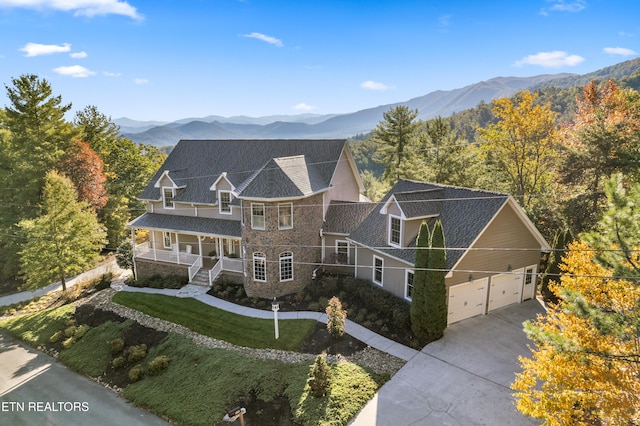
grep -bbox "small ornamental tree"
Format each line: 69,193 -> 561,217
410,221 -> 430,344
309,355 -> 331,398
326,296 -> 346,338
57,139 -> 108,211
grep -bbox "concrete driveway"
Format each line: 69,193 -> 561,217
350,299 -> 544,425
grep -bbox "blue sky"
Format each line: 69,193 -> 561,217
0,0 -> 638,122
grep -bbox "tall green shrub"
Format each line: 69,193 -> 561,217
410,221 -> 430,343
424,220 -> 447,341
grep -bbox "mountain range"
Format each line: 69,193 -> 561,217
118,57 -> 640,147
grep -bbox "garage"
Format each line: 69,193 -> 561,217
447,278 -> 488,324
488,269 -> 523,311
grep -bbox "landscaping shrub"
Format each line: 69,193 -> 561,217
308,355 -> 331,398
94,273 -> 113,291
128,364 -> 144,382
326,296 -> 346,338
49,330 -> 63,343
148,355 -> 171,374
110,338 -> 125,355
128,344 -> 147,362
112,356 -> 125,369
64,325 -> 77,338
131,274 -> 187,289
74,324 -> 90,340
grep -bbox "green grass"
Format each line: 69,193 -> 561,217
58,320 -> 133,376
0,304 -> 75,345
112,292 -> 315,351
125,333 -> 385,426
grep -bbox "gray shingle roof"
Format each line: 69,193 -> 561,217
235,155 -> 327,199
324,201 -> 377,234
128,213 -> 241,237
348,179 -> 509,268
139,139 -> 347,203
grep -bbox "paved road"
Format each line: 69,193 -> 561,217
0,333 -> 170,426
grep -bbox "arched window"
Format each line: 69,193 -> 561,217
253,252 -> 266,282
279,251 -> 293,282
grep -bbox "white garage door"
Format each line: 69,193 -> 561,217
488,269 -> 523,311
448,278 -> 488,324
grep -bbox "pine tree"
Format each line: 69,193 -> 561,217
326,296 -> 347,338
371,105 -> 421,183
424,220 -> 447,341
411,221 -> 430,343
18,171 -> 106,291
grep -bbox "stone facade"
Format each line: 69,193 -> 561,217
242,193 -> 324,298
135,259 -> 189,281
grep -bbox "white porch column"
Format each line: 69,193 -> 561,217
176,233 -> 181,264
152,231 -> 157,261
131,228 -> 138,280
198,235 -> 203,262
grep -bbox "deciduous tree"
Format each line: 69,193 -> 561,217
18,171 -> 106,291
57,140 -> 108,211
478,90 -> 559,212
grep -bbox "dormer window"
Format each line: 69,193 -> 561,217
219,191 -> 232,214
389,215 -> 402,247
163,187 -> 175,209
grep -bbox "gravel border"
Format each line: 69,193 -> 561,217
80,289 -> 406,376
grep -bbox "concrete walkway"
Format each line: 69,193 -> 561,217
0,260 -> 124,308
114,281 -> 420,362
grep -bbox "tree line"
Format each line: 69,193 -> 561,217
357,78 -> 640,423
0,74 -> 166,291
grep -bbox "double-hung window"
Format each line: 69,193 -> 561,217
389,215 -> 402,247
278,203 -> 293,229
279,251 -> 293,281
336,240 -> 349,264
163,187 -> 175,209
253,252 -> 266,282
251,203 -> 265,230
405,270 -> 414,301
373,255 -> 384,286
219,191 -> 232,214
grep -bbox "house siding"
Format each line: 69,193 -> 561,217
243,193 -> 324,298
354,245 -> 412,299
326,149 -> 361,205
447,201 -> 543,287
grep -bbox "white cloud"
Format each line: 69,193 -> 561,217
53,65 -> 96,78
514,51 -> 585,68
134,78 -> 149,84
0,0 -> 142,19
293,103 -> 315,111
360,80 -> 392,91
70,51 -> 87,58
603,47 -> 637,56
103,71 -> 122,77
541,0 -> 586,14
20,42 -> 70,57
243,32 -> 283,47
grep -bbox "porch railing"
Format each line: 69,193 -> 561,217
188,256 -> 203,282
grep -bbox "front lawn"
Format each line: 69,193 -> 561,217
112,291 -> 315,351
0,303 -> 388,425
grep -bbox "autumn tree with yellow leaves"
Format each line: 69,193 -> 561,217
512,176 -> 640,425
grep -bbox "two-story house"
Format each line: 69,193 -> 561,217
128,139 -> 365,298
129,139 -> 550,323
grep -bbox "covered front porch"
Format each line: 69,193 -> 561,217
128,213 -> 243,284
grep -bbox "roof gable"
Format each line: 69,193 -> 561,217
139,139 -> 348,204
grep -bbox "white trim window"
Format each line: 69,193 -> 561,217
405,269 -> 415,301
219,191 -> 232,214
251,203 -> 265,230
336,240 -> 349,264
163,232 -> 173,249
373,255 -> 384,286
388,215 -> 402,247
163,187 -> 175,209
278,203 -> 293,229
253,252 -> 266,282
279,251 -> 293,281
